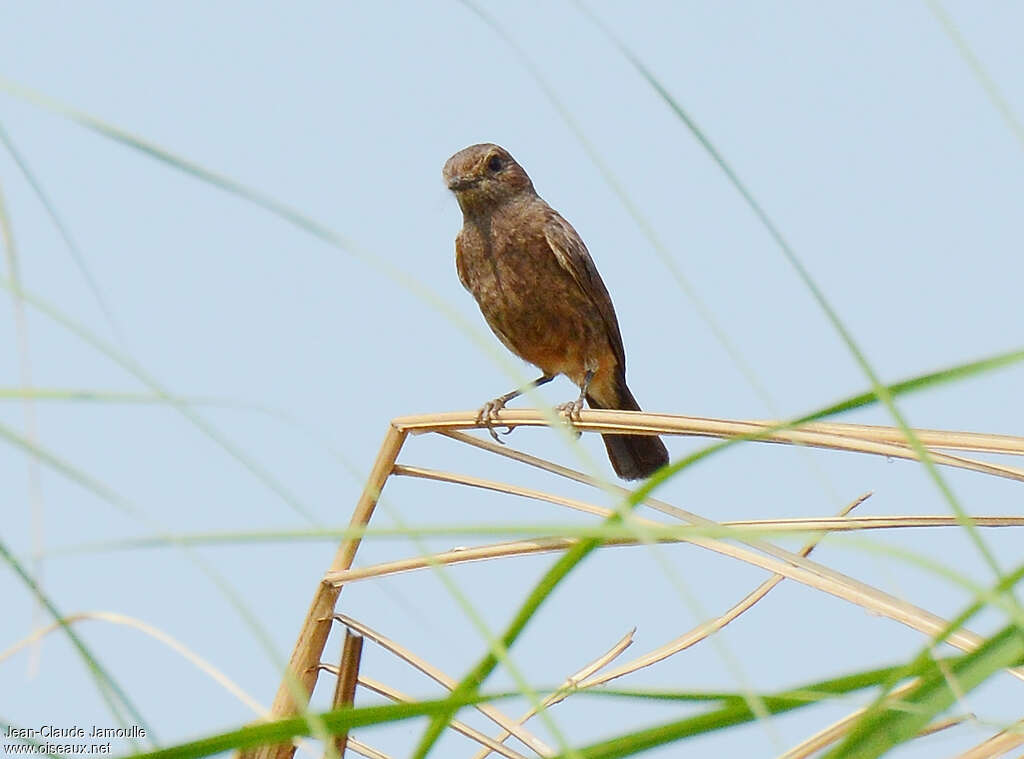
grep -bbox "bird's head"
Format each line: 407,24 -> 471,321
443,143 -> 535,214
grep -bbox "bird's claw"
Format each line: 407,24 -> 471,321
556,398 -> 584,421
555,398 -> 585,439
477,398 -> 514,444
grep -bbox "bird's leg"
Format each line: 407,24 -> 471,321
556,369 -> 594,437
477,374 -> 555,443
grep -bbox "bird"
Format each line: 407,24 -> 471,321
443,142 -> 669,480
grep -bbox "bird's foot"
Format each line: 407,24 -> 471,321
477,398 -> 514,443
555,398 -> 584,439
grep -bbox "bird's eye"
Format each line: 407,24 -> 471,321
487,155 -> 504,172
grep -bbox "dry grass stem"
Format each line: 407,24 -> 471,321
573,493 -> 867,693
778,679 -> 918,758
333,614 -> 552,757
398,411 -> 1024,483
250,425 -> 406,759
912,713 -> 970,738
392,463 -> 615,519
803,422 -> 1024,455
1,612 -> 334,759
470,629 -> 636,759
346,673 -> 533,759
435,429 -> 1022,678
313,666 -> 393,759
326,519 -> 1021,587
251,411 -> 1024,756
326,630 -> 364,758
1,611 -> 267,717
726,515 -> 1024,531
955,720 -> 1024,758
343,739 -> 392,759
327,538 -> 593,585
779,681 -> 974,758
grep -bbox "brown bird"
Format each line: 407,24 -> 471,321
443,143 -> 669,480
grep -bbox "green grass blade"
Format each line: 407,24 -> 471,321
0,418 -> 321,741
455,0 -> 777,420
825,562 -> 1024,757
0,76 -> 352,253
927,0 -> 1024,151
0,121 -> 130,347
408,339 -> 1024,756
0,538 -> 153,743
0,275 -> 320,525
123,692 -> 516,759
120,659 -> 915,759
810,349 -> 1024,418
410,434 -> 733,758
577,0 -> 1011,598
827,623 -> 1024,758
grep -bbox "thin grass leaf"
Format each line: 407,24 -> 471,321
0,75 -> 538,403
927,0 -> 1024,151
0,415 -> 328,745
574,0 -> 1010,592
410,433 -> 732,758
0,274 -> 319,525
122,659 -> 923,759
0,121 -> 129,347
543,658 -> 957,758
825,563 -> 1024,757
0,76 -> 351,252
811,349 -> 1024,418
125,693 -> 514,759
827,623 -> 1024,759
453,0 -> 781,426
0,538 -> 153,742
407,345 -> 1024,756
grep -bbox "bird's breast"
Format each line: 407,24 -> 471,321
456,215 -> 610,379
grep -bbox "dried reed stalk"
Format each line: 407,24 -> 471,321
954,721 -> 1024,758
246,410 -> 1024,759
469,629 -> 635,759
423,434 -> 1020,675
355,675 -> 533,759
334,614 -> 553,756
393,410 -> 1024,483
326,630 -> 363,758
778,677 -> 968,759
243,424 -> 405,759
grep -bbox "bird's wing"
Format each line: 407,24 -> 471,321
456,229 -> 471,290
544,210 -> 627,369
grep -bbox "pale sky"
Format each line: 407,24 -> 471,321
2,2 -> 1023,757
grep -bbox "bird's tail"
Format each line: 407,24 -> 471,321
586,371 -> 669,481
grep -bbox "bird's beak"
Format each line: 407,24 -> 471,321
446,174 -> 479,191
